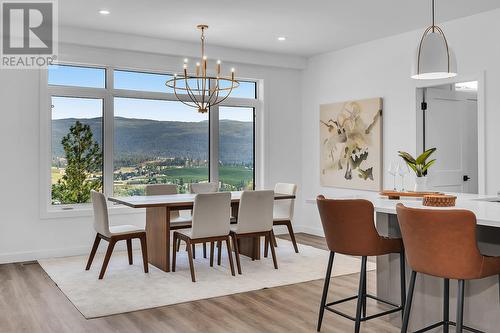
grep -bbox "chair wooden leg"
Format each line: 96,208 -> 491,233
231,233 -> 242,274
172,233 -> 177,272
192,243 -> 196,259
217,240 -> 222,266
85,234 -> 101,270
99,239 -> 116,279
210,241 -> 215,267
272,230 -> 278,247
285,221 -> 299,253
264,235 -> 269,258
126,239 -> 133,265
186,240 -> 196,282
139,234 -> 148,273
268,231 -> 278,269
203,242 -> 207,259
225,237 -> 235,276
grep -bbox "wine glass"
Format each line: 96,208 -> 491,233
398,163 -> 410,192
387,162 -> 397,190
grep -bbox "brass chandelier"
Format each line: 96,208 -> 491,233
166,25 -> 240,113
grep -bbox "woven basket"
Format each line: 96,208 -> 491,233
422,194 -> 457,207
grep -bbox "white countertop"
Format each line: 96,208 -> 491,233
307,192 -> 500,228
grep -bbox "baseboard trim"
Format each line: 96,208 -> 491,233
0,242 -> 130,265
293,225 -> 325,237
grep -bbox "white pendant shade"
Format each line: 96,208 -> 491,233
411,31 -> 457,80
411,0 -> 457,80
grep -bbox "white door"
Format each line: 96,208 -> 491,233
423,87 -> 478,193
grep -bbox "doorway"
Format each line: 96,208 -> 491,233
416,81 -> 479,194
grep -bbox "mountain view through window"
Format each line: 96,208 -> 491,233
49,65 -> 256,204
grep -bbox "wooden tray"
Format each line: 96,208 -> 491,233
380,190 -> 443,200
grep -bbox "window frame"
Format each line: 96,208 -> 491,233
40,62 -> 261,218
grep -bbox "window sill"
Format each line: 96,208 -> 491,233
40,203 -> 145,220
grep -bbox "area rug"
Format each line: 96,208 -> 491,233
38,239 -> 375,318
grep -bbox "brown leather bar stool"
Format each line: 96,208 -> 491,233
316,196 -> 406,332
397,204 -> 500,333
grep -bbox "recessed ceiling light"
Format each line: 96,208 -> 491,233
99,9 -> 110,15
277,36 -> 286,41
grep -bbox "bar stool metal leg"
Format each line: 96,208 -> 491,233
456,280 -> 465,333
400,249 -> 406,319
354,256 -> 367,333
444,278 -> 450,333
317,251 -> 335,332
362,261 -> 367,318
401,270 -> 417,333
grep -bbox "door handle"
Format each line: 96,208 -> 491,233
463,175 -> 470,181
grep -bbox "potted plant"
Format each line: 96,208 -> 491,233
398,148 -> 436,192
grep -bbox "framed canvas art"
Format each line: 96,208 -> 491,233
319,97 -> 383,190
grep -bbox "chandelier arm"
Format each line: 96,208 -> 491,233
206,77 -> 221,106
173,87 -> 199,109
212,82 -> 235,106
184,76 -> 203,107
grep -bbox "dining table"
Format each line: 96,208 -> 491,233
109,191 -> 296,272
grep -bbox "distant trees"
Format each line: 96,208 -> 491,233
52,121 -> 102,204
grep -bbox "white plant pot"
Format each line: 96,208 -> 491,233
414,176 -> 427,192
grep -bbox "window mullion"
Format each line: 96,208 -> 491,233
210,103 -> 220,185
103,67 -> 114,197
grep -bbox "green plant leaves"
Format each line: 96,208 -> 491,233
416,147 -> 436,165
398,151 -> 416,164
398,148 -> 436,177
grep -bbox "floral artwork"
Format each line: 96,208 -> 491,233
319,98 -> 383,190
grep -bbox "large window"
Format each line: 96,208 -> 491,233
113,98 -> 209,195
51,96 -> 103,205
219,106 -> 254,191
45,64 -> 259,209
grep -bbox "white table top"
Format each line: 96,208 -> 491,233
109,191 -> 295,208
308,192 -> 500,228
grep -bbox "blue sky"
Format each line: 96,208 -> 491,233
49,65 -> 255,122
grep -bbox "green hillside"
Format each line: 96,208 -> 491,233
51,117 -> 253,165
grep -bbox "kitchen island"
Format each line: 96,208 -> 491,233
312,192 -> 500,332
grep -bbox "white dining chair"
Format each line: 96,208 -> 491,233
268,183 -> 299,254
230,190 -> 277,274
189,182 -> 219,193
172,192 -> 235,282
86,190 -> 148,279
189,182 -> 223,263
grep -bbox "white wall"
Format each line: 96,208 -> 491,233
298,9 -> 500,235
0,37 -> 303,263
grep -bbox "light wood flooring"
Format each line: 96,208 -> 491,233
0,233 -> 399,333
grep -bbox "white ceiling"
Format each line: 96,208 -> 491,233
59,0 -> 500,57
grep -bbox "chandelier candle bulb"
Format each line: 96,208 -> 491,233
196,62 -> 200,76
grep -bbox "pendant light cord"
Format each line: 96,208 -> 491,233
431,0 -> 435,32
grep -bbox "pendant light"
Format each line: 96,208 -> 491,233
411,0 -> 457,80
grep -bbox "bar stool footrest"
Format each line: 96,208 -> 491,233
324,293 -> 403,323
414,320 -> 484,333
